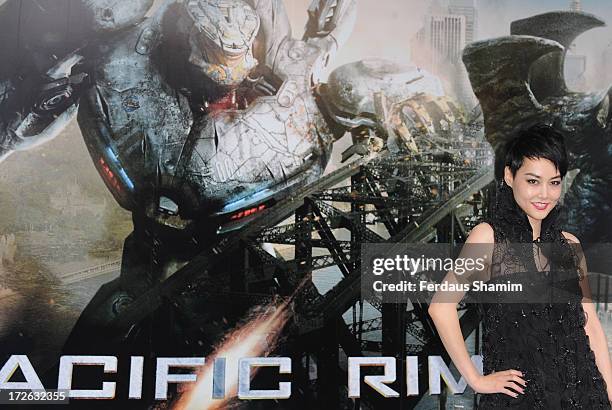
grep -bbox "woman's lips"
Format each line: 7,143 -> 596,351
532,202 -> 549,211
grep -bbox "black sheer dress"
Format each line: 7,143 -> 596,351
475,182 -> 610,409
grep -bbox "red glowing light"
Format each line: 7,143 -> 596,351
205,91 -> 246,114
98,157 -> 122,193
230,204 -> 266,221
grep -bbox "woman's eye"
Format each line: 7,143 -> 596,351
527,179 -> 538,184
551,180 -> 561,186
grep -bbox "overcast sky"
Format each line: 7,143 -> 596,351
283,0 -> 612,89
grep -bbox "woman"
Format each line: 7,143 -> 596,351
428,125 -> 612,408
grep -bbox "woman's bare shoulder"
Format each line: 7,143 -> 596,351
466,222 -> 494,244
562,231 -> 580,244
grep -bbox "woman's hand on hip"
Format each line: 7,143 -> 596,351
470,369 -> 526,398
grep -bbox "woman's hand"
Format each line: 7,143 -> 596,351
469,369 -> 526,398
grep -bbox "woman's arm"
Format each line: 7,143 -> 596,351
563,232 -> 612,403
428,275 -> 482,386
428,223 -> 526,397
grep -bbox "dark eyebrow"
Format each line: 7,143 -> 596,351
524,172 -> 561,180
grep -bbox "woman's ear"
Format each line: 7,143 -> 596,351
503,166 -> 514,187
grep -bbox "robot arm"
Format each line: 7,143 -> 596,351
0,0 -> 158,163
247,0 -> 291,68
317,59 -> 453,161
304,0 -> 356,42
303,0 -> 357,58
0,54 -> 88,162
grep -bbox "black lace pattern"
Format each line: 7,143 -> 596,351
476,182 -> 610,409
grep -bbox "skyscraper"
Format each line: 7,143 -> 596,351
431,14 -> 467,65
412,14 -> 466,72
570,0 -> 582,12
410,1 -> 479,107
448,0 -> 478,43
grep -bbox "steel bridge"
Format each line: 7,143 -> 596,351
97,139 -> 495,409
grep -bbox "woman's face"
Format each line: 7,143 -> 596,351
504,157 -> 563,223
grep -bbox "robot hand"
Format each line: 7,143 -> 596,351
33,53 -> 88,117
33,72 -> 88,117
1,52 -> 89,161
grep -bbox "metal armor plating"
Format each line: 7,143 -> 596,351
77,1 -> 338,234
0,0 -> 467,330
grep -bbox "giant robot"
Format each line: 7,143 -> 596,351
0,0 -> 461,353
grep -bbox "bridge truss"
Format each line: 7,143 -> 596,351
108,139 -> 494,409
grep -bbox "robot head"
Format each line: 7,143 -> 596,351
184,0 -> 260,87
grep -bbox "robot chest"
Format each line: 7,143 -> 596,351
189,95 -> 323,184
83,76 -> 330,218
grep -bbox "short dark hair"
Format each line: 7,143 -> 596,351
504,124 -> 568,178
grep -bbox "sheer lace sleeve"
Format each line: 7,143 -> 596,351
563,234 -> 592,301
453,241 -> 493,285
